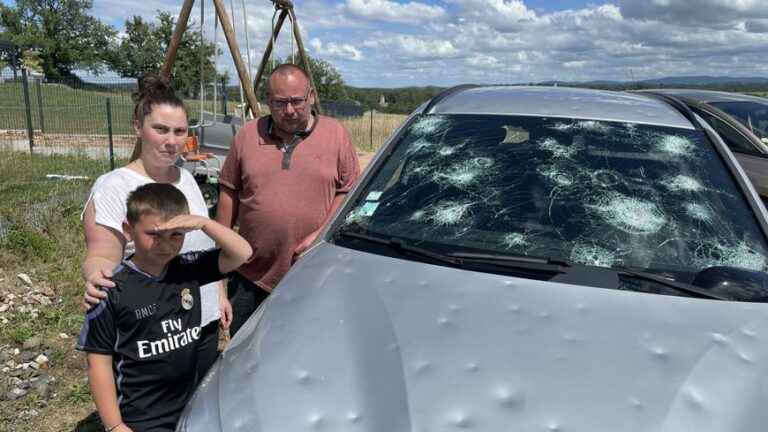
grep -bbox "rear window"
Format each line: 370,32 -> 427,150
336,114 -> 768,280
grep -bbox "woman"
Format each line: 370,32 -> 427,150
81,75 -> 231,365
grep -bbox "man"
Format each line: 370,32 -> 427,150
217,64 -> 360,335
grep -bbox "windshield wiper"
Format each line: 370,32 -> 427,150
335,230 -> 460,266
617,268 -> 727,300
445,252 -> 568,274
335,230 -> 564,276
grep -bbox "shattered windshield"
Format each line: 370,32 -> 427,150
710,101 -> 768,141
336,114 -> 768,280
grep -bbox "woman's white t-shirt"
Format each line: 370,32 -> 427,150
84,167 -> 220,325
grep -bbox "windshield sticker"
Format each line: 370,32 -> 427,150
359,202 -> 380,217
502,126 -> 530,144
366,191 -> 383,201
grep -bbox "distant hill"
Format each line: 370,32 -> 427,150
635,76 -> 768,86
341,76 -> 768,113
540,76 -> 768,91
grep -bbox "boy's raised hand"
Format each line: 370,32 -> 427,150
153,215 -> 210,234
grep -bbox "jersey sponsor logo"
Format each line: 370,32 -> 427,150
133,303 -> 158,320
136,318 -> 201,359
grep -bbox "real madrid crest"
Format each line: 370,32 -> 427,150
181,288 -> 194,310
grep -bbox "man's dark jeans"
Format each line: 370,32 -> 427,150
227,272 -> 270,336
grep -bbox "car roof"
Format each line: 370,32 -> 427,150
426,86 -> 695,129
640,88 -> 768,105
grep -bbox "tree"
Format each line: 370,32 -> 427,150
0,0 -> 115,80
307,57 -> 347,101
108,11 -> 219,98
0,10 -> 23,76
108,16 -> 163,79
255,55 -> 348,101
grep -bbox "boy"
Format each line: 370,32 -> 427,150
76,183 -> 252,432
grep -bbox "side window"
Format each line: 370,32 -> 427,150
695,108 -> 757,154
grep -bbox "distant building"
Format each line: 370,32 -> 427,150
378,94 -> 388,108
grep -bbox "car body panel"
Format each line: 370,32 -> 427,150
431,86 -> 694,129
178,86 -> 768,432
181,243 -> 768,432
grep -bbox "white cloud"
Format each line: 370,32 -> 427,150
342,0 -> 446,24
465,54 -> 500,68
368,35 -> 459,59
310,38 -> 364,61
563,60 -> 587,69
447,0 -> 538,32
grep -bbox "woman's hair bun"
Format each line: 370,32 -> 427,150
133,74 -> 175,104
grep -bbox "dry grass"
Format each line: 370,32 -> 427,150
342,111 -> 407,152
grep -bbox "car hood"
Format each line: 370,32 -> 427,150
179,243 -> 768,432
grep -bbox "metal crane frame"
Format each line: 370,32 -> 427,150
160,0 -> 321,118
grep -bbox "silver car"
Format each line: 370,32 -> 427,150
178,86 -> 768,432
638,89 -> 768,201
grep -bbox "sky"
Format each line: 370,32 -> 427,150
89,0 -> 768,88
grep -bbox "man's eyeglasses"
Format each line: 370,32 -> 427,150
269,87 -> 312,110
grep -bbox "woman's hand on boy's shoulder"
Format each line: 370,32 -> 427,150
82,268 -> 115,310
153,215 -> 210,234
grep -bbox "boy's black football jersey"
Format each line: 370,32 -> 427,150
77,249 -> 223,431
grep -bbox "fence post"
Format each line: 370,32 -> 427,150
369,110 -> 374,151
35,78 -> 45,134
21,67 -> 34,153
106,98 -> 115,171
221,77 -> 227,116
